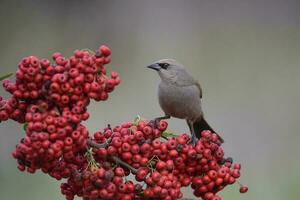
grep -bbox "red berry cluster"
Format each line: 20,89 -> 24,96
0,45 -> 247,200
58,119 -> 247,200
61,164 -> 142,200
0,44 -> 120,176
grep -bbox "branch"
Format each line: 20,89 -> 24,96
87,138 -> 112,149
0,73 -> 13,81
87,138 -> 139,174
111,156 -> 138,174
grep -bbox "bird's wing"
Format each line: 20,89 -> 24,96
195,82 -> 202,98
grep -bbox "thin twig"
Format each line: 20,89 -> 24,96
87,138 -> 139,174
111,156 -> 138,174
0,73 -> 13,81
87,138 -> 112,149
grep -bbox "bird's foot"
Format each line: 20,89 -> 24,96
148,115 -> 170,129
189,134 -> 198,147
148,119 -> 160,129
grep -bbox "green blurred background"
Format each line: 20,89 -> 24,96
0,0 -> 299,199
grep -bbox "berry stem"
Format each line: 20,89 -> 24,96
85,148 -> 99,172
81,48 -> 95,55
162,131 -> 178,138
111,156 -> 138,174
0,73 -> 13,81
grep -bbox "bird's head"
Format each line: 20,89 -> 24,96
147,59 -> 187,83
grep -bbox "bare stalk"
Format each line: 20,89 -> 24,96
87,138 -> 138,174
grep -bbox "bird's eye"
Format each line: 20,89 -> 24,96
158,63 -> 169,69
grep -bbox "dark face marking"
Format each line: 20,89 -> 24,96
158,62 -> 170,69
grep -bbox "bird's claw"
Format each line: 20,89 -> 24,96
148,115 -> 170,129
148,119 -> 160,129
189,134 -> 198,147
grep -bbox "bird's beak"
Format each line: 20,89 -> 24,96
147,63 -> 161,71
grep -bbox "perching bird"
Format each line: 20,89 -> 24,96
147,59 -> 224,145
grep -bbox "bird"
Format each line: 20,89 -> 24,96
147,59 -> 224,145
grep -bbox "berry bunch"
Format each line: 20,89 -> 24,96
0,44 -> 120,177
0,45 -> 247,200
65,119 -> 246,200
61,164 -> 141,200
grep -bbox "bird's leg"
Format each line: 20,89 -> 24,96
188,121 -> 198,147
149,114 -> 170,129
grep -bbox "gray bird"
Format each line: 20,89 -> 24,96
147,59 -> 224,145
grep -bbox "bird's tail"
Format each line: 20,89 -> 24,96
188,118 -> 224,143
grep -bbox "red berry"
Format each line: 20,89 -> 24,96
239,186 -> 248,193
158,120 -> 168,131
100,45 -> 111,57
135,168 -> 149,181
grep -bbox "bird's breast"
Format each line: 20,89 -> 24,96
158,82 -> 202,121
